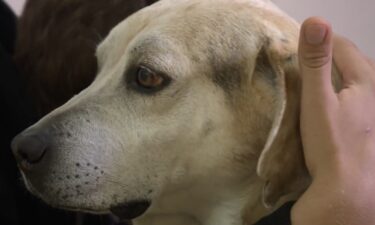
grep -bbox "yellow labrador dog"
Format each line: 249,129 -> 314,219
12,0 -> 340,224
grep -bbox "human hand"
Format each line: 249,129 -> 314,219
292,17 -> 375,225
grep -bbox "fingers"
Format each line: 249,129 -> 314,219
299,17 -> 337,105
333,35 -> 375,86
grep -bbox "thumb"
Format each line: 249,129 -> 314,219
299,17 -> 336,101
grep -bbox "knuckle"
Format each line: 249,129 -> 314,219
343,37 -> 358,49
301,50 -> 331,69
335,35 -> 358,50
366,57 -> 375,68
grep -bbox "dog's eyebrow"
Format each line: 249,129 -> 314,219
129,36 -> 170,56
127,36 -> 182,78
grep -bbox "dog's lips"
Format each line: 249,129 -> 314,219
110,200 -> 151,220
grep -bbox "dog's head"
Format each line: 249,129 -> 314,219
12,0 -> 313,223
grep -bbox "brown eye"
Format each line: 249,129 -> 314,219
136,66 -> 164,89
128,65 -> 171,94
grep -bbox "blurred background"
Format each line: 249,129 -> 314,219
6,0 -> 373,58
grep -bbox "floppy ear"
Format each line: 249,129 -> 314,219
255,35 -> 310,209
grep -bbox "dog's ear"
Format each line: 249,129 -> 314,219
254,32 -> 310,209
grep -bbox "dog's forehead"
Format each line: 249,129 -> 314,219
99,0 -> 270,51
100,0 -> 288,56
98,0 -> 296,58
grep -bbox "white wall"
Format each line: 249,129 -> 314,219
273,0 -> 375,59
4,0 -> 25,15
4,0 -> 375,58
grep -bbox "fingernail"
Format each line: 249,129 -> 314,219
304,24 -> 327,45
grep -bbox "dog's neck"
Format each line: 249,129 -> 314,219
134,174 -> 268,225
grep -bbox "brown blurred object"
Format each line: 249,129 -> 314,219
14,0 -> 158,117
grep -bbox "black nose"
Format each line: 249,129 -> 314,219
11,132 -> 48,169
110,200 -> 151,220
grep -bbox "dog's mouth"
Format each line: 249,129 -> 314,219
110,200 -> 151,220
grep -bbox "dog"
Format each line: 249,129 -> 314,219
11,0 -> 342,224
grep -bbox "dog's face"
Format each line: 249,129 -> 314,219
12,0 -> 310,223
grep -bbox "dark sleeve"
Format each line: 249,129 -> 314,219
0,2 -> 38,225
254,201 -> 294,225
0,0 -> 37,131
0,0 -> 17,54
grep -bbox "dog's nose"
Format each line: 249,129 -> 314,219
12,132 -> 48,169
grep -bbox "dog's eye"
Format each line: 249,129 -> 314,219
130,66 -> 171,94
136,66 -> 163,88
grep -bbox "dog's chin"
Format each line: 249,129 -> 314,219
23,177 -> 151,220
22,177 -> 109,213
27,186 -> 107,213
110,200 -> 152,221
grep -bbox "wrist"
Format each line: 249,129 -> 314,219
292,177 -> 375,225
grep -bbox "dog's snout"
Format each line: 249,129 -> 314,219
12,132 -> 49,169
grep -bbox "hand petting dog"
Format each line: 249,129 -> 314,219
293,17 -> 375,225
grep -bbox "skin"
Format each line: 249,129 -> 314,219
292,17 -> 375,225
